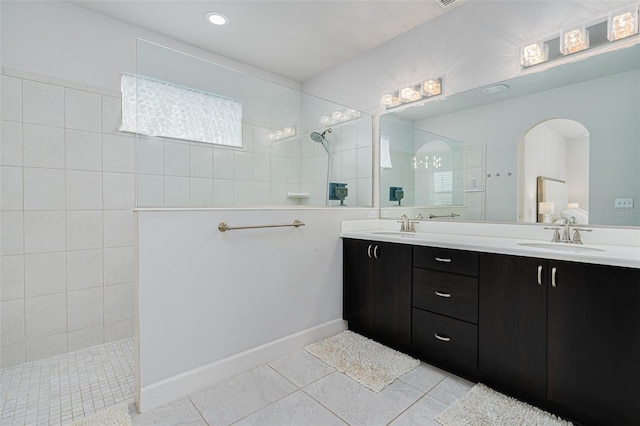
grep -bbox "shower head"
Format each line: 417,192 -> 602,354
310,128 -> 332,154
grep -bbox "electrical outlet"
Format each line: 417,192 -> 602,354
614,198 -> 634,208
367,210 -> 376,218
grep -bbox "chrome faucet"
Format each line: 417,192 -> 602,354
545,216 -> 591,244
397,214 -> 409,232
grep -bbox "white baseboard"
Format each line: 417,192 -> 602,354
136,318 -> 346,413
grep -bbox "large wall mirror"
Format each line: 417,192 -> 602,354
380,43 -> 639,227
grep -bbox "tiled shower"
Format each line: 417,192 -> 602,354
0,68 -> 135,368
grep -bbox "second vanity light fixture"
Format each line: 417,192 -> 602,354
381,78 -> 443,110
267,126 -> 296,141
520,4 -> 639,68
320,108 -> 361,126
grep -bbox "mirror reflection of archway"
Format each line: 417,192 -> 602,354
518,119 -> 590,224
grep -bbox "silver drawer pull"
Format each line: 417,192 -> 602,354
435,290 -> 452,298
367,244 -> 372,258
434,333 -> 451,342
435,257 -> 452,263
552,266 -> 557,288
537,265 -> 543,285
373,245 -> 379,259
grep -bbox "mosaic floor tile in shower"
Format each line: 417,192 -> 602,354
0,337 -> 135,426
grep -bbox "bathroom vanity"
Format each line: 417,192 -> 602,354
341,222 -> 640,425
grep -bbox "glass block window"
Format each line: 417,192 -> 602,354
120,73 -> 242,147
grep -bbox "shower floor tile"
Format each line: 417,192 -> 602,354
0,337 -> 135,425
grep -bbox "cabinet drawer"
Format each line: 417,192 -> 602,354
413,246 -> 478,277
413,268 -> 478,323
412,309 -> 478,373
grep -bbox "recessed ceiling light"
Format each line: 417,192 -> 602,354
206,12 -> 228,26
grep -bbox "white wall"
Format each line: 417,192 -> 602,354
566,136 -> 589,210
135,207 -> 371,410
1,1 -> 299,92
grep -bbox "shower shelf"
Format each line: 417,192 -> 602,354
287,192 -> 310,199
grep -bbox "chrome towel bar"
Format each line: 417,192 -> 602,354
218,220 -> 305,232
429,213 -> 461,219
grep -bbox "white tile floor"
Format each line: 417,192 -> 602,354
0,337 -> 135,425
131,348 -> 474,426
1,336 -> 474,426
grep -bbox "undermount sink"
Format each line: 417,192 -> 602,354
518,242 -> 605,252
372,231 -> 415,237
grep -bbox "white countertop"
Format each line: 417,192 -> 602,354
340,220 -> 640,269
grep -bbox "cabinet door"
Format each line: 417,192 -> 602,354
547,261 -> 640,424
374,242 -> 412,350
343,239 -> 375,337
478,253 -> 547,401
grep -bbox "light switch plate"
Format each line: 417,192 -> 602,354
614,198 -> 634,208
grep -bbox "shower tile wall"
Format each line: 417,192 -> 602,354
136,116 -> 373,208
0,68 -> 135,368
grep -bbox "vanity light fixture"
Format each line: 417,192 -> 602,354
319,108 -> 361,126
206,12 -> 228,26
520,4 -> 639,68
381,78 -> 443,110
267,126 -> 296,141
561,26 -> 589,55
608,5 -> 639,41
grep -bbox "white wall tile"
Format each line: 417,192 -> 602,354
286,157 -> 300,183
65,129 -> 102,171
164,139 -> 189,176
1,255 -> 24,301
104,318 -> 134,342
190,143 -> 214,178
212,179 -> 234,206
23,167 -> 66,210
300,158 -> 314,184
66,210 -> 102,250
103,172 -> 135,209
234,151 -> 253,180
25,292 -> 66,339
357,178 -> 373,207
213,148 -> 234,179
102,95 -> 122,135
136,136 -> 164,175
286,138 -> 301,158
104,246 -> 134,286
103,210 -> 134,247
25,333 -> 67,362
67,326 -> 104,352
1,75 -> 22,122
0,120 -> 23,166
24,252 -> 66,297
0,211 -> 23,255
253,154 -> 270,182
0,342 -> 25,368
23,124 -> 65,169
64,88 -> 101,132
23,211 -> 65,254
66,170 -> 102,210
104,282 -> 134,324
103,133 -> 134,173
137,174 -> 164,207
357,147 -> 372,179
67,287 -> 103,331
1,299 -> 25,345
0,166 -> 23,210
189,178 -> 213,206
164,176 -> 189,206
67,249 -> 103,291
271,156 -> 287,183
22,80 -> 64,127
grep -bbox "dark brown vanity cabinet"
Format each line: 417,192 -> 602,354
343,239 -> 412,351
412,246 -> 479,375
479,253 -> 640,424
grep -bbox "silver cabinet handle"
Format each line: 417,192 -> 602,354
435,257 -> 452,263
367,244 -> 372,258
373,245 -> 379,259
434,333 -> 451,342
435,291 -> 452,298
537,265 -> 543,285
551,266 -> 557,288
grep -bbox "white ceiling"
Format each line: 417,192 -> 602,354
70,0 -> 461,82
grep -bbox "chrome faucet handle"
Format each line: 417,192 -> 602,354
408,220 -> 420,232
415,213 -> 424,220
571,228 -> 592,244
397,215 -> 408,231
544,226 -> 561,242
